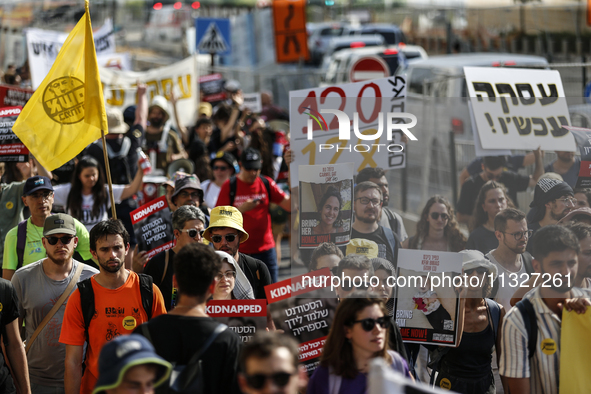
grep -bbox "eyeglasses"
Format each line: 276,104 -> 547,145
556,197 -> 577,207
213,166 -> 230,171
341,280 -> 369,292
430,212 -> 450,221
502,229 -> 533,241
211,234 -> 238,243
244,372 -> 295,389
350,316 -> 390,332
29,191 -> 53,200
45,236 -> 74,246
179,229 -> 204,238
355,197 -> 382,206
465,267 -> 488,275
215,271 -> 236,281
178,191 -> 201,199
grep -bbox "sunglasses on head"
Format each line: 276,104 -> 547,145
350,316 -> 390,332
430,212 -> 450,221
179,229 -> 204,238
211,234 -> 238,243
465,267 -> 488,275
45,236 -> 74,246
245,372 -> 294,389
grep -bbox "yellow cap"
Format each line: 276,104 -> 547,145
203,206 -> 249,243
345,239 -> 379,259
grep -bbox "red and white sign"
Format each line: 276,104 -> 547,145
349,56 -> 390,83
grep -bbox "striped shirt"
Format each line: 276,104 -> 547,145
500,286 -> 591,394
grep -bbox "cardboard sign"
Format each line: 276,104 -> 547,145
394,249 -> 462,347
243,92 -> 262,113
0,85 -> 34,109
289,77 -> 408,187
199,73 -> 225,103
272,0 -> 309,63
130,196 -> 174,260
265,268 -> 338,374
560,308 -> 591,393
464,67 -> 575,152
0,107 -> 28,162
299,163 -> 353,248
207,299 -> 268,342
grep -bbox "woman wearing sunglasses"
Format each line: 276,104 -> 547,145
467,181 -> 514,255
402,195 -> 466,252
429,250 -> 504,394
307,293 -> 412,393
212,251 -> 254,300
313,187 -> 345,236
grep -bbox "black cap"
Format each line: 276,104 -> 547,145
530,179 -> 574,208
240,148 -> 262,170
23,176 -> 53,196
211,151 -> 239,174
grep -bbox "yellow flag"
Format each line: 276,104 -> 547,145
12,0 -> 107,171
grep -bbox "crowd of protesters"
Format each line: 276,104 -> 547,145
0,72 -> 589,394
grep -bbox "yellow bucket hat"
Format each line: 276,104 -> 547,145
203,206 -> 249,243
345,238 -> 379,259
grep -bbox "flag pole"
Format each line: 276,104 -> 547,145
101,129 -> 117,219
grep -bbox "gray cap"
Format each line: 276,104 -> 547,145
43,213 -> 76,236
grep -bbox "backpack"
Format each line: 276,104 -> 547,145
383,208 -> 400,237
77,273 -> 154,342
229,175 -> 271,209
515,298 -> 538,359
141,323 -> 228,394
15,219 -> 28,270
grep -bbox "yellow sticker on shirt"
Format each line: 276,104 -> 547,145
439,378 -> 451,390
0,302 -> 3,312
541,338 -> 557,355
122,316 -> 137,330
5,202 -> 13,209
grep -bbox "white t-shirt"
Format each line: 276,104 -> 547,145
202,180 -> 221,209
486,251 -> 528,311
53,184 -> 125,231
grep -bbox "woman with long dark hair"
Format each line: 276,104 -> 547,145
402,195 -> 466,252
53,156 -> 143,231
312,187 -> 344,235
466,181 -> 514,254
307,294 -> 411,393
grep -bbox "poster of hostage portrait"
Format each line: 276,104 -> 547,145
299,163 -> 353,248
394,249 -> 463,347
265,269 -> 338,375
206,299 -> 267,343
130,196 -> 174,259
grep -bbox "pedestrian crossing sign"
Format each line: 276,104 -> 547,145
196,18 -> 231,55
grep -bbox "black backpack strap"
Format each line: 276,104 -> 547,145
521,252 -> 534,275
259,175 -> 271,200
138,274 -> 154,320
384,208 -> 398,234
16,220 -> 28,270
485,298 -> 501,339
516,298 -> 538,359
184,324 -> 227,372
77,278 -> 95,343
229,176 -> 237,206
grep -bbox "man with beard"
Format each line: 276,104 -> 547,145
527,179 -> 576,251
500,225 -> 591,394
343,181 -> 399,266
545,150 -> 580,188
356,167 -> 408,242
60,219 -> 166,394
11,214 -> 98,392
564,222 -> 591,289
203,206 -> 271,300
486,208 -> 533,311
143,95 -> 187,173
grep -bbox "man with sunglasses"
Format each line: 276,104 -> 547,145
239,332 -> 306,394
347,182 -> 399,267
527,178 -> 575,252
3,176 -> 93,281
486,208 -> 534,311
457,150 -> 543,225
143,206 -> 205,310
11,214 -> 98,392
170,175 -> 205,212
204,206 -> 272,300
